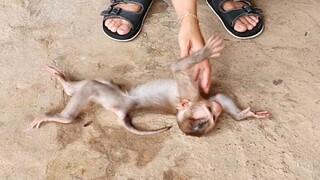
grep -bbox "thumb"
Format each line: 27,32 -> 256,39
200,74 -> 210,94
192,64 -> 200,81
197,61 -> 212,94
179,39 -> 190,58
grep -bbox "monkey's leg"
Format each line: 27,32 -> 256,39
46,65 -> 88,96
29,84 -> 94,129
210,94 -> 270,121
29,116 -> 74,129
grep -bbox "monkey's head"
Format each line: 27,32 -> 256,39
176,99 -> 222,136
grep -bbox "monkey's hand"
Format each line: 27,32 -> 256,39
235,107 -> 270,121
203,36 -> 225,58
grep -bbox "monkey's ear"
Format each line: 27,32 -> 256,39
176,99 -> 191,110
211,102 -> 222,116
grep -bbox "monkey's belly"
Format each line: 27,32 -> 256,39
129,79 -> 179,112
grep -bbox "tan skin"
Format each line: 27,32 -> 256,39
104,0 -> 260,93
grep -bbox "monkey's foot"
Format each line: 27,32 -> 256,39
28,118 -> 48,129
236,107 -> 270,120
46,65 -> 66,80
27,116 -> 73,130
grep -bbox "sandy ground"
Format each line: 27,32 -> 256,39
1,0 -> 320,179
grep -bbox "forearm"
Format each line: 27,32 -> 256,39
171,0 -> 212,93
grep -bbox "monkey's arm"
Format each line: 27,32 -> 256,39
171,36 -> 224,71
171,36 -> 225,101
210,94 -> 270,121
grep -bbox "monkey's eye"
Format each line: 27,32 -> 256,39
206,106 -> 213,113
193,120 -> 208,132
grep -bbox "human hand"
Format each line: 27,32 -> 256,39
178,17 -> 212,93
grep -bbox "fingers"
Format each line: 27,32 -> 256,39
192,65 -> 200,82
45,65 -> 66,81
205,36 -> 225,58
32,121 -> 40,129
210,45 -> 225,58
193,60 -> 212,93
212,37 -> 224,48
200,70 -> 211,93
192,67 -> 209,93
254,111 -> 270,118
207,36 -> 222,48
206,35 -> 218,47
36,121 -> 42,128
179,37 -> 190,58
46,65 -> 59,75
243,107 -> 251,113
243,108 -> 270,119
29,118 -> 45,129
206,36 -> 220,49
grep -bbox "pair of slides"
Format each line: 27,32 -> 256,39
101,0 -> 264,41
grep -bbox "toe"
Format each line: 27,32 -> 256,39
117,19 -> 132,35
105,18 -> 131,35
104,19 -> 112,27
106,19 -> 115,31
239,17 -> 253,30
251,15 -> 260,23
234,19 -> 247,32
109,19 -> 120,32
117,24 -> 131,35
245,16 -> 257,27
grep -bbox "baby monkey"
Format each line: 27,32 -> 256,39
29,36 -> 269,136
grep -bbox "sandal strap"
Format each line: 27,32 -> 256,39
110,0 -> 149,8
110,0 -> 146,4
234,0 -> 252,6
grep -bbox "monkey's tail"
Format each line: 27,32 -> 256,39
120,115 -> 171,135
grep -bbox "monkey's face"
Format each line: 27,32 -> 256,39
176,100 -> 222,136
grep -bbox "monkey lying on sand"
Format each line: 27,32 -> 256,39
28,36 -> 269,136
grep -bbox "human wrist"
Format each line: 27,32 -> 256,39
179,10 -> 199,25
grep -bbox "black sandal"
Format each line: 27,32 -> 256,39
101,0 -> 153,42
206,0 -> 264,39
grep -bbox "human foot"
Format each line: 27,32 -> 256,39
104,3 -> 141,35
222,0 -> 259,32
101,0 -> 153,41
